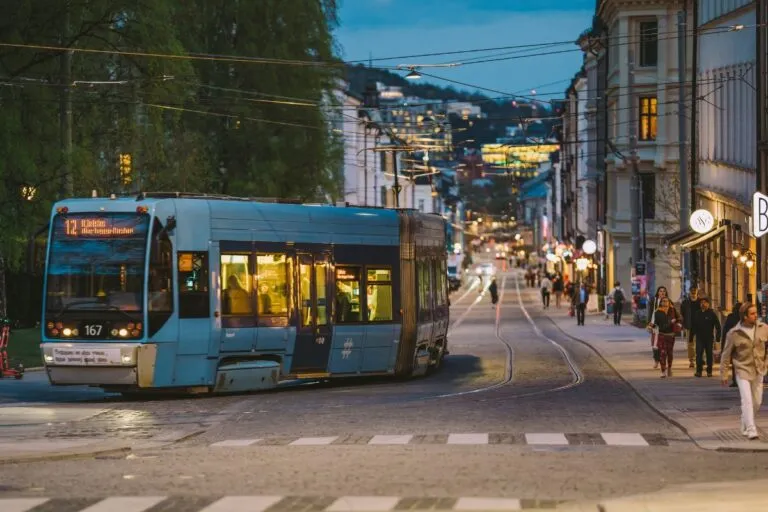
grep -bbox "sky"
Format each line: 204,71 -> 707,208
334,0 -> 595,100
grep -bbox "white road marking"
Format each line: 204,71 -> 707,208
0,498 -> 50,512
368,434 -> 413,445
525,433 -> 569,445
454,497 -> 522,510
601,433 -> 650,446
289,436 -> 338,445
200,496 -> 284,512
80,497 -> 166,512
326,496 -> 401,511
210,439 -> 261,447
447,433 -> 489,445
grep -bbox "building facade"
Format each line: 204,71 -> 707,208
672,0 -> 758,312
595,0 -> 693,310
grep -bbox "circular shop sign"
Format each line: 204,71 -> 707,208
582,239 -> 597,255
689,209 -> 715,234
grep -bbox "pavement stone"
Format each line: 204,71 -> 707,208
538,300 -> 768,451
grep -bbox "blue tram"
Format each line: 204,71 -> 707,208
40,193 -> 449,394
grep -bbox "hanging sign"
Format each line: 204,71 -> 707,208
689,209 -> 715,234
752,191 -> 768,238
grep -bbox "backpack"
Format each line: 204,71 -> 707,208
614,288 -> 625,303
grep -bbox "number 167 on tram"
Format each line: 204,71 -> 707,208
40,194 -> 450,395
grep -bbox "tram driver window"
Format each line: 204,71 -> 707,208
221,254 -> 255,327
256,253 -> 290,327
335,267 -> 361,323
366,268 -> 393,322
178,252 -> 210,318
148,218 -> 173,335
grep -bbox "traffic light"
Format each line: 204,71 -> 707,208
119,153 -> 132,185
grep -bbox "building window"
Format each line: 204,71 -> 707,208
639,97 -> 657,141
367,268 -> 393,322
639,21 -> 658,67
640,173 -> 655,219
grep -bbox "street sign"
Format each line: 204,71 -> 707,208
752,191 -> 768,238
689,209 -> 715,234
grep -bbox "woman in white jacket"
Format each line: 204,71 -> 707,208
720,302 -> 768,440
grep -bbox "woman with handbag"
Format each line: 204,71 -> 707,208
652,297 -> 678,378
649,287 -> 678,368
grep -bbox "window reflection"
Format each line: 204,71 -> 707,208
221,254 -> 252,316
256,253 -> 290,327
336,267 -> 361,323
367,268 -> 393,322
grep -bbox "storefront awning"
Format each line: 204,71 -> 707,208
679,226 -> 726,250
665,229 -> 699,246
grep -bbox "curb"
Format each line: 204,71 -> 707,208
537,312 -> 748,452
0,445 -> 131,465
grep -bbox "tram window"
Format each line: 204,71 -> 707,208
178,252 -> 210,318
335,267 -> 361,323
417,260 -> 430,321
148,218 -> 173,335
221,254 -> 254,326
316,259 -> 329,326
299,259 -> 312,327
255,253 -> 290,327
366,268 -> 393,322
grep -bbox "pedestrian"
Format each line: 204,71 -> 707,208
720,302 -> 767,440
489,277 -> 498,307
681,287 -> 701,369
652,297 -> 677,378
610,281 -> 626,325
721,301 -> 742,388
540,274 -> 552,309
553,274 -> 564,308
693,297 -> 721,377
575,282 -> 589,326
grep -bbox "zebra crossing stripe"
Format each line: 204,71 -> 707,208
326,496 -> 401,511
210,439 -> 262,447
289,436 -> 338,446
368,435 -> 413,445
79,497 -> 165,512
446,433 -> 489,444
600,433 -> 649,446
199,496 -> 283,512
2,498 -> 49,512
524,433 -> 568,446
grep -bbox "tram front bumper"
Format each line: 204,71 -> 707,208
41,342 -> 157,387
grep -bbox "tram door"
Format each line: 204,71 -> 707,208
291,252 -> 333,374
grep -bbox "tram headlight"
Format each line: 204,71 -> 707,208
62,328 -> 72,337
44,355 -> 54,363
118,328 -> 129,337
122,355 -> 133,364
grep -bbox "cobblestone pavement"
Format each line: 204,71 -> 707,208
1,269 -> 768,503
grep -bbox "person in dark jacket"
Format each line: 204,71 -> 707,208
722,301 -> 742,387
653,297 -> 677,378
680,287 -> 701,369
693,297 -> 721,377
489,278 -> 499,307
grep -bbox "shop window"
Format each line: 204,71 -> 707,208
336,266 -> 362,323
221,254 -> 254,327
178,252 -> 209,318
367,268 -> 393,322
256,253 -> 290,327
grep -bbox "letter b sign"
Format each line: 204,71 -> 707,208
753,192 -> 768,238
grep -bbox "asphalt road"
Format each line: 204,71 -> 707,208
1,266 -> 768,508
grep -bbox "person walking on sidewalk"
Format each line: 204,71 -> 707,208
575,282 -> 589,326
652,297 -> 677,378
552,274 -> 564,308
720,302 -> 767,440
540,274 -> 552,309
721,302 -> 742,388
693,297 -> 721,378
610,281 -> 626,325
650,287 -> 677,368
681,287 -> 702,370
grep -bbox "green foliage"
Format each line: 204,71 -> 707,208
0,0 -> 343,270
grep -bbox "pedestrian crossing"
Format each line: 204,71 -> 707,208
207,432 -> 671,448
0,495 -> 566,511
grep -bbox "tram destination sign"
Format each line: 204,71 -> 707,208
55,214 -> 148,239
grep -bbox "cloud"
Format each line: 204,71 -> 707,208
335,9 -> 593,97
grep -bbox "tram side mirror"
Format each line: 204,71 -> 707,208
165,216 -> 177,232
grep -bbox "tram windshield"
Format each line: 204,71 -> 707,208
45,213 -> 149,316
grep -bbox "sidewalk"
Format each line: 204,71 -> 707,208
538,300 -> 768,451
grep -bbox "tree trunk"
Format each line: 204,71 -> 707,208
0,250 -> 7,319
